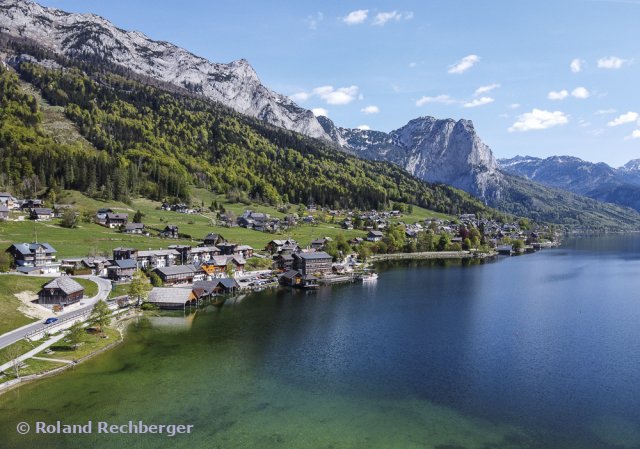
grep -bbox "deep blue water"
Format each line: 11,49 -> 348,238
1,235 -> 640,448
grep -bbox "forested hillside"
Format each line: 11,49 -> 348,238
0,46 -> 495,217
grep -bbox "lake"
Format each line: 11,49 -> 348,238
1,235 -> 640,448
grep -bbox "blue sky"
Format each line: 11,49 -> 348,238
39,0 -> 640,166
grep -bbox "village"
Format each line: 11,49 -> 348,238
1,189 -> 558,313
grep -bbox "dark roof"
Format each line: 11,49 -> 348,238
10,242 -> 57,255
147,288 -> 193,304
42,277 -> 84,295
295,251 -> 332,260
106,213 -> 128,220
154,265 -> 197,276
114,259 -> 137,269
32,208 -> 53,215
125,223 -> 144,229
368,230 -> 384,237
280,270 -> 302,280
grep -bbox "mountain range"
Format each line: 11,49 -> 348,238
1,0 -> 639,229
499,156 -> 640,212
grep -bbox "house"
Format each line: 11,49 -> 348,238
107,258 -> 137,281
38,277 -> 85,307
61,257 -> 110,276
237,211 -> 269,229
202,233 -> 225,246
497,245 -> 514,255
310,237 -> 331,250
292,251 -> 333,275
342,219 -> 354,230
147,287 -> 197,310
217,242 -> 237,255
136,249 -> 180,269
113,247 -> 138,260
266,239 -> 299,254
201,255 -> 246,278
20,199 -> 43,211
95,208 -> 114,225
278,270 -> 319,289
189,246 -> 221,264
0,192 -> 16,210
234,245 -> 254,258
0,203 -> 8,220
153,265 -> 204,286
105,213 -> 128,228
30,208 -> 53,221
168,245 -> 193,264
123,223 -> 145,234
273,253 -> 294,272
6,242 -> 59,274
367,230 -> 384,242
160,225 -> 179,239
192,278 -> 239,297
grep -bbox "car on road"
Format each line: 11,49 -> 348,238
44,317 -> 58,325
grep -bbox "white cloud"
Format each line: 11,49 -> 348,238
317,85 -> 359,105
361,105 -> 380,114
474,83 -> 500,96
299,85 -> 359,105
357,125 -> 371,130
463,97 -> 494,108
373,11 -> 401,25
570,58 -> 584,73
597,56 -> 628,69
408,62 -> 417,68
595,108 -> 616,115
311,108 -> 329,117
416,95 -> 457,106
372,10 -> 413,25
607,111 -> 639,126
342,9 -> 368,25
508,103 -> 521,109
548,90 -> 569,100
508,109 -> 569,132
631,129 -> 640,139
307,12 -> 323,30
290,92 -> 310,102
448,55 -> 479,74
571,87 -> 590,99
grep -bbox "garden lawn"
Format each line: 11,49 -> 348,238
0,275 -> 47,334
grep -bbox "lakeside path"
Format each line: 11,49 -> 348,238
370,250 -> 497,261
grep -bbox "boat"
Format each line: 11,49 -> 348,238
361,272 -> 378,282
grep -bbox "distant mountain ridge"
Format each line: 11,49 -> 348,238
499,155 -> 640,212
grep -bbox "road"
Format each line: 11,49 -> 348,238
0,275 -> 111,350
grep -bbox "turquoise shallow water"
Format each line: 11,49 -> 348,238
1,235 -> 640,448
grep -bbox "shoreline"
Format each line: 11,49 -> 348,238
0,245 -> 553,394
0,312 -> 138,396
369,250 -> 497,262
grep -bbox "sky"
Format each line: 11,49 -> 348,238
37,0 -> 640,167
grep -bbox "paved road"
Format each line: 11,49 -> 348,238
0,275 -> 111,350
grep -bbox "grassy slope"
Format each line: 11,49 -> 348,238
2,189 -> 369,258
0,275 -> 44,334
44,327 -> 120,361
0,275 -> 99,334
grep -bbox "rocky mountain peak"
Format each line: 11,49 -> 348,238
0,0 -> 331,141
